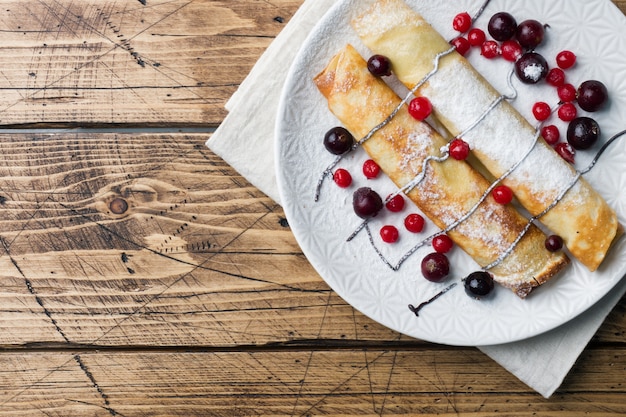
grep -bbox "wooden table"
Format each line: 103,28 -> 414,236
0,0 -> 623,415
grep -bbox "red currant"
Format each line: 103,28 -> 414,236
451,37 -> 471,56
362,159 -> 380,179
541,125 -> 560,145
546,68 -> 566,87
380,225 -> 399,243
467,28 -> 486,46
404,213 -> 425,233
555,142 -> 576,164
558,102 -> 577,122
385,194 -> 405,212
449,138 -> 470,160
532,102 -> 552,121
492,185 -> 513,205
333,168 -> 352,188
408,96 -> 433,121
432,234 -> 454,253
556,50 -> 576,69
501,40 -> 523,62
481,40 -> 500,59
453,12 -> 472,33
557,83 -> 577,103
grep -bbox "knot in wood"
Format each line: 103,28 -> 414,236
109,197 -> 129,215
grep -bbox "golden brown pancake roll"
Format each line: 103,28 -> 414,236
314,44 -> 568,297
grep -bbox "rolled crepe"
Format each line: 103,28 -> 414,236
352,0 -> 621,271
314,44 -> 568,297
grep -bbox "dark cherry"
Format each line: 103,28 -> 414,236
488,12 -> 517,41
352,187 -> 383,219
367,55 -> 392,77
545,235 -> 564,252
577,80 -> 609,112
323,126 -> 354,155
516,19 -> 545,49
514,52 -> 549,84
421,253 -> 450,282
464,271 -> 495,299
567,117 -> 601,150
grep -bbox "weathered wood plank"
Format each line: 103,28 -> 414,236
0,0 -> 301,127
0,348 -> 623,416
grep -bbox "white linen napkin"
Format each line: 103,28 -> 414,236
207,0 -> 626,398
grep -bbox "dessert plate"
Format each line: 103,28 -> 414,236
275,0 -> 626,346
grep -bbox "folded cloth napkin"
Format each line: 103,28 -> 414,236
207,0 -> 626,398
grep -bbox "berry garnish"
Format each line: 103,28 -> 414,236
324,126 -> 354,155
556,50 -> 577,69
577,80 -> 608,112
481,40 -> 500,59
501,40 -> 522,62
557,83 -> 577,103
449,138 -> 470,160
421,252 -> 450,282
408,96 -> 433,121
557,102 -> 577,122
352,187 -> 383,219
464,271 -> 495,299
541,125 -> 560,145
362,159 -> 381,179
555,142 -> 576,164
545,235 -> 564,252
567,117 -> 600,150
492,185 -> 513,205
367,55 -> 392,77
516,19 -> 545,49
385,194 -> 405,212
404,213 -> 425,233
546,68 -> 566,87
333,168 -> 352,188
467,28 -> 486,46
453,12 -> 472,33
532,102 -> 552,121
432,234 -> 454,254
488,12 -> 517,41
451,36 -> 471,56
380,225 -> 399,244
515,52 -> 549,84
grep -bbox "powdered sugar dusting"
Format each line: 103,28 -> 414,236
351,0 -> 425,40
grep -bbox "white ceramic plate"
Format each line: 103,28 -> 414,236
275,0 -> 626,346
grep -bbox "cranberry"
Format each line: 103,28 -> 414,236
385,194 -> 405,212
488,12 -> 517,41
555,142 -> 576,164
467,28 -> 486,46
541,125 -> 560,146
515,52 -> 549,84
501,40 -> 522,62
408,97 -> 433,121
545,235 -> 564,252
516,19 -> 545,49
546,68 -> 566,87
421,252 -> 450,282
432,234 -> 454,254
362,159 -> 380,179
481,40 -> 500,59
532,102 -> 552,121
567,117 -> 600,150
557,103 -> 577,122
451,37 -> 471,56
324,126 -> 354,155
333,168 -> 352,188
367,55 -> 392,77
352,187 -> 383,219
577,80 -> 608,112
449,138 -> 470,160
464,271 -> 495,298
557,83 -> 577,103
404,214 -> 425,233
380,225 -> 399,243
556,50 -> 577,69
453,12 -> 472,33
492,185 -> 513,205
